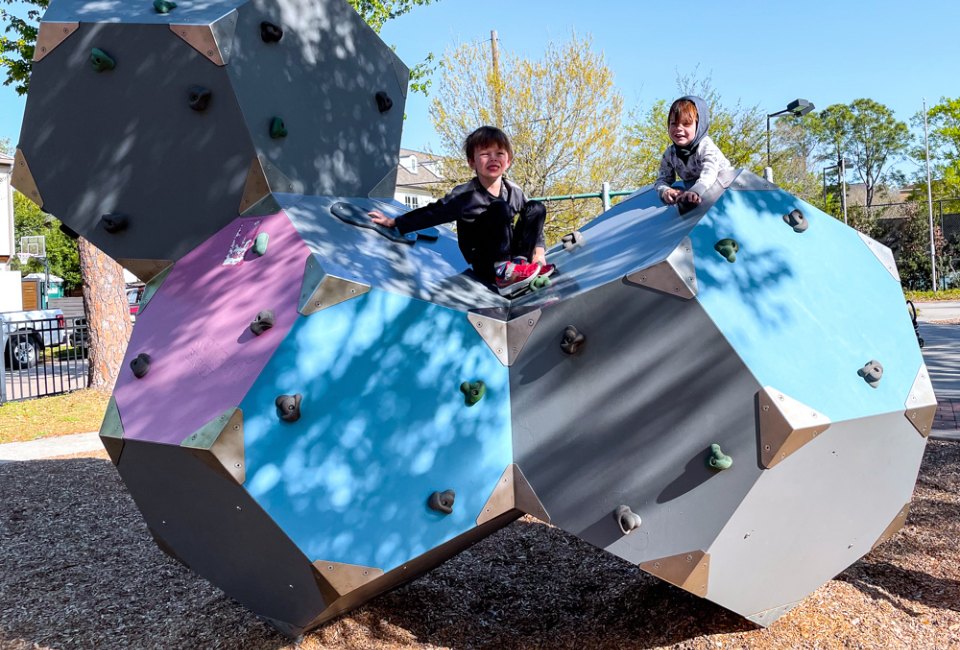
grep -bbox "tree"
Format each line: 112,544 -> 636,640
768,115 -> 822,205
430,33 -> 628,240
913,97 -> 960,199
808,99 -> 911,208
623,74 -> 766,188
10,190 -> 81,290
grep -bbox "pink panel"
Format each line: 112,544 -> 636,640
114,211 -> 308,444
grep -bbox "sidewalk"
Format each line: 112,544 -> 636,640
0,431 -> 102,464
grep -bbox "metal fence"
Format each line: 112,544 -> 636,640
1,315 -> 90,403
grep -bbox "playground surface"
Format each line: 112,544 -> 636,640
0,441 -> 958,649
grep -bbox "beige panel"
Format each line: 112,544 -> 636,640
311,561 -> 384,603
170,24 -> 226,66
239,157 -> 271,214
476,464 -> 550,526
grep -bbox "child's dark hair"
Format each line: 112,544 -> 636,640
667,98 -> 698,127
464,126 -> 513,161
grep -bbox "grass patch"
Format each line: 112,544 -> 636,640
0,389 -> 110,444
905,288 -> 960,302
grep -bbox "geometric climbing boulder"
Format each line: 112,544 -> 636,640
14,0 -> 407,280
15,0 -> 934,637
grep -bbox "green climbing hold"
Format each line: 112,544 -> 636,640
253,232 -> 269,256
530,274 -> 551,291
714,238 -> 739,263
153,0 -> 177,13
269,116 -> 288,139
708,443 -> 733,470
460,380 -> 486,406
90,48 -> 115,72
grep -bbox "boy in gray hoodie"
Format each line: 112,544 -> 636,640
654,95 -> 731,206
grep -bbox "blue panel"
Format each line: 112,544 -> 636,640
239,289 -> 513,571
690,189 -> 922,422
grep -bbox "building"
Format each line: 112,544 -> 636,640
394,148 -> 446,210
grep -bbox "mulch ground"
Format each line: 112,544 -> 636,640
1,442 -> 959,650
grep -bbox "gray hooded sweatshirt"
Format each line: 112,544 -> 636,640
653,95 -> 732,200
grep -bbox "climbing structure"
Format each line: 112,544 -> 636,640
15,0 -> 933,637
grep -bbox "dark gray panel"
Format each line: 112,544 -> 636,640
704,410 -> 927,618
226,0 -> 407,197
19,23 -> 253,262
43,0 -> 242,24
511,278 -> 763,563
117,439 -> 327,631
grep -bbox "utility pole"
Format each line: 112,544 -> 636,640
490,30 -> 503,128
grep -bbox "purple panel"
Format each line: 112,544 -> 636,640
114,211 -> 308,445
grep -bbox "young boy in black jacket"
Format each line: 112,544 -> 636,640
369,126 -> 553,294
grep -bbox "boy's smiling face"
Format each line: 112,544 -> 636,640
669,115 -> 697,148
469,145 -> 512,186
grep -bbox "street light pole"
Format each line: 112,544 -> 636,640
765,99 -> 815,183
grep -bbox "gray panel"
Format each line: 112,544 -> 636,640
511,278 -> 764,563
117,439 -> 327,632
226,0 -> 406,198
43,0 -> 242,24
704,410 -> 927,618
283,196 -> 508,312
19,22 -> 253,262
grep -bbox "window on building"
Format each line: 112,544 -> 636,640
404,195 -> 419,209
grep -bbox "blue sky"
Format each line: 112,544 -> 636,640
3,0 -> 959,172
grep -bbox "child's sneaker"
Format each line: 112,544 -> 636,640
537,263 -> 556,278
495,259 -> 542,293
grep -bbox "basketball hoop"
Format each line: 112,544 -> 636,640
16,252 -> 31,266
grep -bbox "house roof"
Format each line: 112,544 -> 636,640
396,148 -> 445,191
0,152 -> 13,169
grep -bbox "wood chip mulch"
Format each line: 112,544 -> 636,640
1,443 -> 959,650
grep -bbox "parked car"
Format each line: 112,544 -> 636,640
67,316 -> 89,351
0,309 -> 67,370
127,284 -> 145,320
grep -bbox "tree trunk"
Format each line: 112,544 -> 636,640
77,237 -> 132,391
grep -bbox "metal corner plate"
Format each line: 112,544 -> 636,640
467,309 -> 542,366
33,21 -> 80,62
170,22 -> 227,66
136,263 -> 174,315
298,254 -> 371,316
639,550 -> 710,598
476,463 -> 550,526
12,149 -> 43,208
311,560 -> 384,601
904,364 -> 937,438
625,236 -> 697,299
870,502 -> 911,551
115,259 -> 173,286
756,386 -> 831,469
856,231 -> 900,282
180,408 -> 245,484
98,396 -> 125,465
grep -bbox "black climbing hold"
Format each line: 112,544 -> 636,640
130,353 -> 151,379
90,48 -> 115,72
375,91 -> 393,113
275,393 -> 302,422
101,212 -> 129,233
415,226 -> 441,242
614,505 -> 641,535
427,489 -> 456,515
188,85 -> 211,111
460,381 -> 485,406
260,21 -> 283,43
153,0 -> 177,14
269,117 -> 288,139
250,309 -> 275,336
707,443 -> 733,470
857,360 -> 883,388
330,202 -> 416,244
561,231 -> 583,251
59,224 -> 79,240
714,238 -> 739,263
560,325 -> 585,355
783,209 -> 808,233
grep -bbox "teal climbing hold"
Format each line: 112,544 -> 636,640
708,443 -> 733,470
530,274 -> 551,291
90,48 -> 115,72
714,238 -> 739,263
269,117 -> 287,139
153,0 -> 177,13
253,232 -> 269,256
460,380 -> 485,406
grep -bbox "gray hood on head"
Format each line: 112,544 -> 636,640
677,95 -> 710,154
